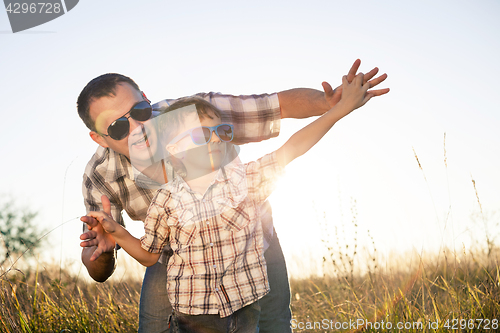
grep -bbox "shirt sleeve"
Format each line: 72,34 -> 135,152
82,151 -> 125,231
245,151 -> 285,203
140,190 -> 171,254
154,92 -> 281,145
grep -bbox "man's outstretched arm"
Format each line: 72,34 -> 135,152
278,59 -> 389,119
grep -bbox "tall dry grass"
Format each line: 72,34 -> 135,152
2,135 -> 499,332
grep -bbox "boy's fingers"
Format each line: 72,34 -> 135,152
101,195 -> 112,215
80,215 -> 99,228
355,73 -> 364,86
87,211 -> 108,222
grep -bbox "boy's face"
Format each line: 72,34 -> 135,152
167,110 -> 229,174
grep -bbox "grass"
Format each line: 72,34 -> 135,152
290,248 -> 500,332
1,261 -> 142,333
1,247 -> 499,332
2,136 -> 498,332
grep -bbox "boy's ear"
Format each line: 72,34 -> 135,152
90,131 -> 109,148
166,143 -> 185,159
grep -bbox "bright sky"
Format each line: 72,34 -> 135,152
1,0 -> 499,278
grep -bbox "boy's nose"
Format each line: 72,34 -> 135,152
209,130 -> 221,143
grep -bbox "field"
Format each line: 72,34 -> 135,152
1,245 -> 499,333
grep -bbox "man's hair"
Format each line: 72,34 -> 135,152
77,73 -> 141,132
158,96 -> 222,145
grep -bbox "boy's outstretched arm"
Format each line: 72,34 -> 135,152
277,73 -> 380,166
83,195 -> 160,268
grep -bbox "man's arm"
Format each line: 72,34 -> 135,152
278,59 -> 389,119
80,193 -> 118,282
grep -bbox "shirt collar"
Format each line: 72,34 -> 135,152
104,148 -> 133,182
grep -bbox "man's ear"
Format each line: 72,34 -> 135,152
90,131 -> 109,148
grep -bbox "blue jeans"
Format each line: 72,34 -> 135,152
138,230 -> 291,333
170,302 -> 260,333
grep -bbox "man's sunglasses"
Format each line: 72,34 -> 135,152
170,124 -> 234,146
100,101 -> 154,140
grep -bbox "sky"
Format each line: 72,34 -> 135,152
1,0 -> 499,279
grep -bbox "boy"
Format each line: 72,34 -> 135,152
85,72 -> 378,332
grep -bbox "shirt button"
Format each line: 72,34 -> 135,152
210,243 -> 214,246
213,265 -> 216,268
215,287 -> 219,291
206,221 -> 209,225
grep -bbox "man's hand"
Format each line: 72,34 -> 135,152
322,59 -> 389,109
80,195 -> 116,262
278,59 -> 389,119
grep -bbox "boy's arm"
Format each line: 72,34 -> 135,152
277,73 -> 379,166
83,196 -> 161,268
278,59 -> 389,119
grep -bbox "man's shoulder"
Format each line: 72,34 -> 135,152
153,92 -> 279,110
84,146 -> 110,176
83,146 -> 129,183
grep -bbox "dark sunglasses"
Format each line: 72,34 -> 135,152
170,124 -> 234,145
100,101 -> 154,140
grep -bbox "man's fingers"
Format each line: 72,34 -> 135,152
91,247 -> 103,262
347,59 -> 361,82
322,81 -> 334,96
101,195 -> 112,215
80,238 -> 98,248
363,67 -> 379,82
80,230 -> 97,241
367,88 -> 390,97
367,73 -> 388,88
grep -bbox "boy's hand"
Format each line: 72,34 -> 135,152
323,59 -> 389,109
80,195 -> 117,261
339,73 -> 372,111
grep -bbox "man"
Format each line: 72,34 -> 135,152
78,59 -> 389,332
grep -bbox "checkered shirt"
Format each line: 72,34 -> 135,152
82,92 -> 281,257
140,152 -> 284,317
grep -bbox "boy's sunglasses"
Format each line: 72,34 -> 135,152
170,124 -> 234,146
100,101 -> 154,140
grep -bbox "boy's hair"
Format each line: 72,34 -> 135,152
77,73 -> 141,132
158,96 -> 222,145
158,97 -> 223,178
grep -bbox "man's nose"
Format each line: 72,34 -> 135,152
129,118 -> 143,136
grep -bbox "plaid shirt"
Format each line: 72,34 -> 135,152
140,152 -> 284,317
82,92 -> 281,250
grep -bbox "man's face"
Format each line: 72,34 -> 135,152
89,82 -> 158,160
